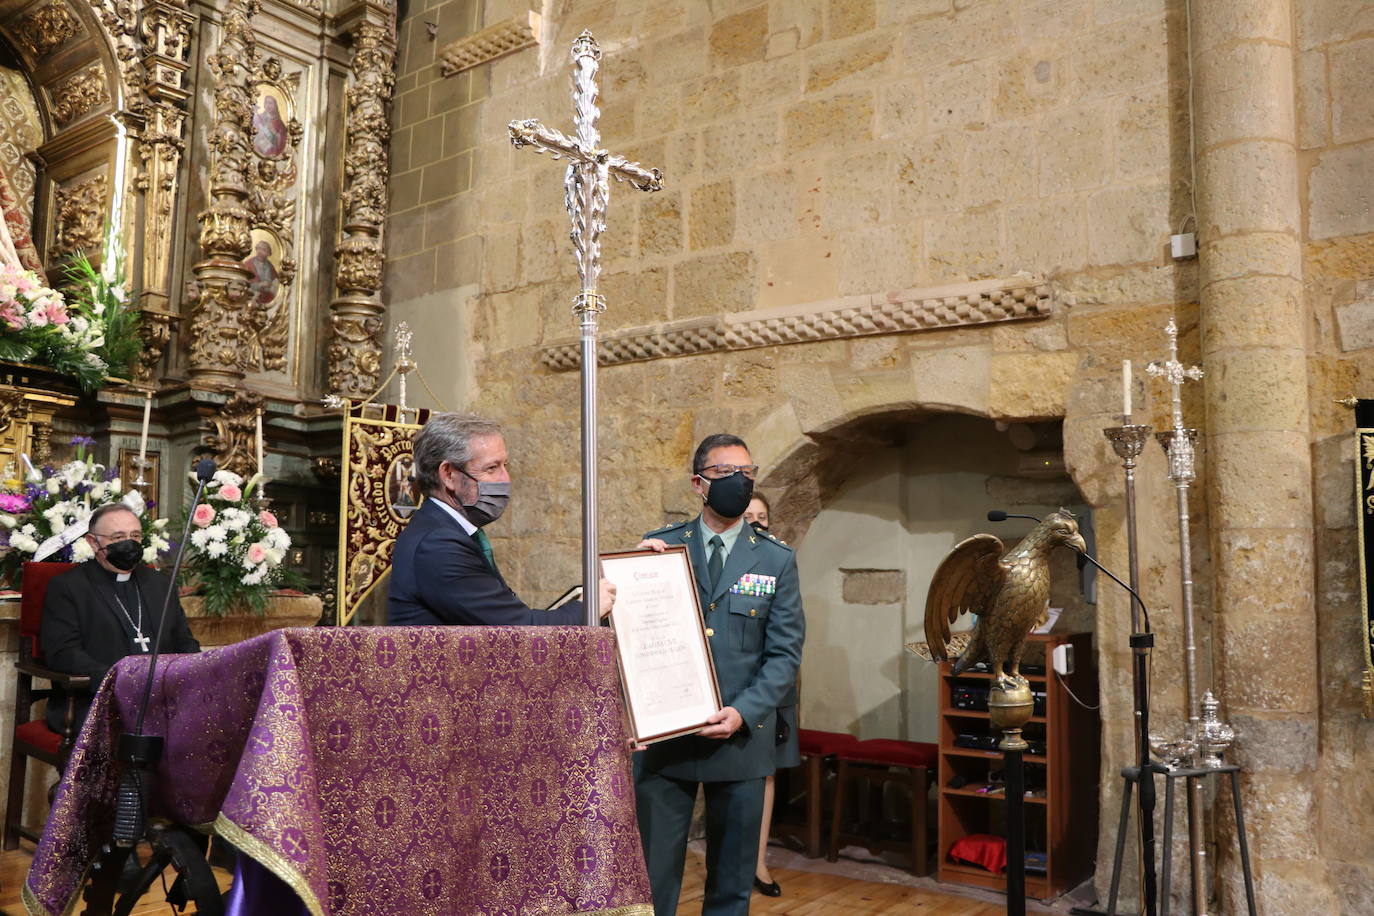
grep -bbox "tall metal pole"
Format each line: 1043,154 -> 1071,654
509,32 -> 663,625
1148,319 -> 1214,914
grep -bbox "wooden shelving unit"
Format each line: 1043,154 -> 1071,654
935,632 -> 1099,900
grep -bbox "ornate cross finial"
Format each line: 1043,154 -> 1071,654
395,321 -> 415,418
1146,318 -> 1204,432
508,30 -> 664,626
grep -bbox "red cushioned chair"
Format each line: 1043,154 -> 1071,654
4,561 -> 86,849
772,728 -> 859,858
827,738 -> 938,875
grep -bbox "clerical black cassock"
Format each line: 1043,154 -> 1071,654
40,561 -> 199,734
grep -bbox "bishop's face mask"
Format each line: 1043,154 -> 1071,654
453,466 -> 511,527
700,471 -> 754,520
102,538 -> 143,573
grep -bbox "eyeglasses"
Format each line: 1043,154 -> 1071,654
695,464 -> 759,480
91,532 -> 143,545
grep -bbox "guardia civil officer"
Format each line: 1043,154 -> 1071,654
633,434 -> 805,916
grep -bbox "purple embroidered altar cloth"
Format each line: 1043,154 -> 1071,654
25,626 -> 653,916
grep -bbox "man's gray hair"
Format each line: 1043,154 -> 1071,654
413,413 -> 503,494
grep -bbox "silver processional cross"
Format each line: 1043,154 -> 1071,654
509,30 -> 663,626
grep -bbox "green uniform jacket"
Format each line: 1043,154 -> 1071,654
636,516 -> 805,782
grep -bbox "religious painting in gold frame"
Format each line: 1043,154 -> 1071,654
336,403 -> 430,625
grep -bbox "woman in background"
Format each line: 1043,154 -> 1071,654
745,494 -> 800,896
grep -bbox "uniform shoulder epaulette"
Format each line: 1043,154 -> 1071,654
648,520 -> 686,535
758,529 -> 792,550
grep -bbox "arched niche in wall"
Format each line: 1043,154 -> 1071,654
0,0 -> 135,276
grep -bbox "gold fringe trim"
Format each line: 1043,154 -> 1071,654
214,813 -> 324,916
23,861 -> 91,916
1364,669 -> 1373,719
579,907 -> 654,915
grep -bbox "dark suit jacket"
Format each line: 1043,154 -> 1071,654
636,516 -> 805,782
387,498 -> 585,626
40,561 -> 199,732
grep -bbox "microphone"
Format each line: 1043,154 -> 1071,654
986,509 -> 1151,633
113,458 -> 218,847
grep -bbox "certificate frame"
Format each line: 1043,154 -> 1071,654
602,545 -> 722,744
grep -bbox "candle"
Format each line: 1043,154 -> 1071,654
255,410 -> 265,478
137,390 -> 152,475
1122,359 -> 1132,422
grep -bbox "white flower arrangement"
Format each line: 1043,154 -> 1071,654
0,438 -> 166,586
182,471 -> 293,616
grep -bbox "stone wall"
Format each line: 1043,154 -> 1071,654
384,0 -> 1374,910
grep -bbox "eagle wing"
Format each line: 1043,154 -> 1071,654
922,534 -> 1006,662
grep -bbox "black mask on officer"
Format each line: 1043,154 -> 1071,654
700,471 -> 753,520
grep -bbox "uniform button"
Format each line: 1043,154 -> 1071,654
709,602 -> 716,611
705,628 -> 714,637
749,609 -> 756,617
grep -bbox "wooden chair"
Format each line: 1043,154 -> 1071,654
4,560 -> 85,849
827,738 -> 938,875
772,728 -> 859,858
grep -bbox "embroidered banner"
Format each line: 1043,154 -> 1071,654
1355,399 -> 1374,718
337,403 -> 429,625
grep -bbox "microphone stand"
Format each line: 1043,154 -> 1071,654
989,510 -> 1158,916
87,460 -> 221,916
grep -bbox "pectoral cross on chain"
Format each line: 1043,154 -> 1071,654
133,632 -> 151,652
508,30 -> 663,626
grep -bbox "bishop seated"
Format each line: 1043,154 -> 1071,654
39,503 -> 200,735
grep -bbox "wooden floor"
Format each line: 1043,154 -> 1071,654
0,847 -> 232,915
0,845 -> 1046,914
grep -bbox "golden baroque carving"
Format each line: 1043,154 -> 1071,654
92,0 -> 141,100
540,277 -> 1059,370
438,12 -> 541,77
52,174 -> 109,259
328,20 -> 396,396
50,64 -> 110,126
190,0 -> 259,385
16,2 -> 84,58
328,312 -> 384,396
203,389 -> 264,478
132,308 -> 177,386
241,55 -> 303,375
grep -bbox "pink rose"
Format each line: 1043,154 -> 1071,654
0,303 -> 22,330
246,543 -> 267,565
219,484 -> 242,502
192,504 -> 216,527
258,510 -> 278,528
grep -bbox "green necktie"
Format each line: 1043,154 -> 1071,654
472,528 -> 497,572
707,535 -> 724,592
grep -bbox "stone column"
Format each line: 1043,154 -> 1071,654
1192,0 -> 1332,910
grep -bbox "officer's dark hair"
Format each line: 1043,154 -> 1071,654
692,434 -> 749,475
88,502 -> 139,534
413,413 -> 503,495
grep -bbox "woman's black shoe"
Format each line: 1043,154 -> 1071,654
753,876 -> 782,897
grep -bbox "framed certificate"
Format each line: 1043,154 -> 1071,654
602,546 -> 722,744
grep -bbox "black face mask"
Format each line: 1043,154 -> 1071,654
701,472 -> 753,520
102,538 -> 142,573
749,520 -> 770,533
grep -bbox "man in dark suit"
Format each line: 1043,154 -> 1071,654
387,412 -> 615,626
634,434 -> 805,916
41,503 -> 200,734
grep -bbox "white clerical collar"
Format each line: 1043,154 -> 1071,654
116,572 -> 132,582
432,497 -> 477,535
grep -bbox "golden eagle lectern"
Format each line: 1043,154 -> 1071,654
920,510 -> 1086,689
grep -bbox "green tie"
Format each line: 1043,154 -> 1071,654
472,528 -> 497,572
707,535 -> 724,592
